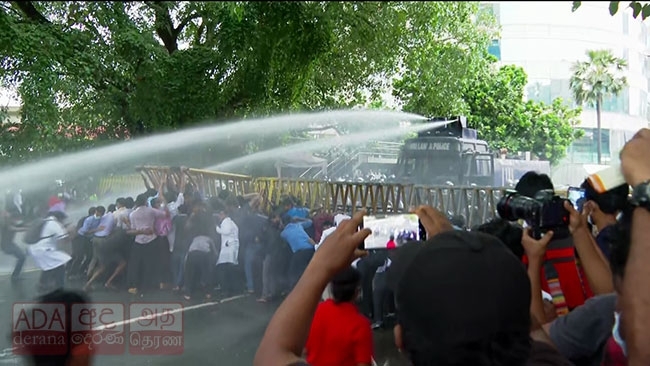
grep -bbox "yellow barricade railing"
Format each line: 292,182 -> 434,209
131,166 -> 513,228
98,166 -> 568,229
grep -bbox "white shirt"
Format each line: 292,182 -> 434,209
315,226 -> 336,251
216,217 -> 239,265
113,207 -> 132,230
315,215 -> 351,251
28,217 -> 71,271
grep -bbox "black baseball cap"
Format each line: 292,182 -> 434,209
387,230 -> 531,354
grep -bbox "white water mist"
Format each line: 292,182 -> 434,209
0,110 -> 426,193
208,121 -> 448,172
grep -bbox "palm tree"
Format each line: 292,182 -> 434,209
570,49 -> 627,165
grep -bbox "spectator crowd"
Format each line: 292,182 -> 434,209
6,129 -> 650,366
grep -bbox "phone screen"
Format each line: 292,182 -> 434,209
362,214 -> 423,250
567,187 -> 586,212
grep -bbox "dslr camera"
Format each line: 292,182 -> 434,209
496,189 -> 570,240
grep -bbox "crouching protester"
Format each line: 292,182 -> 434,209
254,207 -> 572,366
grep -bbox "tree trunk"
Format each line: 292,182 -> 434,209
596,96 -> 602,165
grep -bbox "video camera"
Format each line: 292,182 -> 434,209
496,189 -> 570,240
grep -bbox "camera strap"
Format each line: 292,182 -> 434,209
544,261 -> 569,316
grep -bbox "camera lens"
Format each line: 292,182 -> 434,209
497,192 -> 541,222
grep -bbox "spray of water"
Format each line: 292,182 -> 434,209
208,120 -> 448,172
0,110 -> 426,194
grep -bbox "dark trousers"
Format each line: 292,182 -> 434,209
157,236 -> 171,284
357,256 -> 382,318
2,241 -> 26,279
127,239 -> 160,292
373,271 -> 391,323
39,265 -> 65,292
67,235 -> 93,276
184,251 -> 212,296
171,250 -> 187,288
288,248 -> 314,289
215,262 -> 239,296
244,244 -> 262,292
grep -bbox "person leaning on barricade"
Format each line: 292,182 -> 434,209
255,207 -> 573,366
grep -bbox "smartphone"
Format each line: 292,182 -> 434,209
359,214 -> 426,250
567,186 -> 586,212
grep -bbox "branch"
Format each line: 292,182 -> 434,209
195,19 -> 205,44
11,1 -> 50,24
149,1 -> 178,54
173,13 -> 201,38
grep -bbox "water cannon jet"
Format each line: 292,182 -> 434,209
417,116 -> 478,140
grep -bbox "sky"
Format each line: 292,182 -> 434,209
0,88 -> 19,107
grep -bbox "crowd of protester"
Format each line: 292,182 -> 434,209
0,176 -> 354,305
5,129 -> 650,366
255,129 -> 650,366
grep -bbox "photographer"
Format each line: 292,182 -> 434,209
580,180 -> 629,259
508,171 -> 593,313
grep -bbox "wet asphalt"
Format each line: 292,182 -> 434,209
0,263 -> 407,366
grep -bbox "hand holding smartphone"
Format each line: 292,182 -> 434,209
567,187 -> 586,213
358,213 -> 426,250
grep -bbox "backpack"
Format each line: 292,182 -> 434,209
154,216 -> 173,237
23,219 -> 52,245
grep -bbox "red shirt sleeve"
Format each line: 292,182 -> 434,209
354,319 -> 374,365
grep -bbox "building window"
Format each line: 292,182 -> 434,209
568,128 -> 612,164
488,39 -> 501,60
526,81 -> 552,104
623,13 -> 629,35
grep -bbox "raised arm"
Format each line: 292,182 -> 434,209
254,212 -> 370,366
619,128 -> 650,366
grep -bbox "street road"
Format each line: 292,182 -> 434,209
0,270 -> 407,366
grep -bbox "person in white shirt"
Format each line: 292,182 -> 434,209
316,214 -> 351,251
28,211 -> 72,294
113,197 -> 132,230
215,204 -> 240,296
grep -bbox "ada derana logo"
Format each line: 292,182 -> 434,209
12,303 -> 67,356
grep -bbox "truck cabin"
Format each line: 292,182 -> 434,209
395,116 -> 495,186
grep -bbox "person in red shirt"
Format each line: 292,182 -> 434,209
386,235 -> 396,250
305,266 -> 373,366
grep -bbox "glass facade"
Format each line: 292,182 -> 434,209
567,128 -> 611,164
486,1 -> 650,165
488,39 -> 501,60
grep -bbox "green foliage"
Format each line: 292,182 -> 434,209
392,2 -> 498,117
0,1 -> 429,164
570,50 -> 628,107
572,1 -> 650,20
464,65 -> 583,165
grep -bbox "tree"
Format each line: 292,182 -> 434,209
464,65 -> 583,165
0,1 -> 436,164
572,1 -> 650,20
570,49 -> 627,165
392,2 -> 498,117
